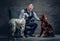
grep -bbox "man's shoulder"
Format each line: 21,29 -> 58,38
21,9 -> 25,12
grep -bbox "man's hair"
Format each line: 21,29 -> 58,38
28,4 -> 34,8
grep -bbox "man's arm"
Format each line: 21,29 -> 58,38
33,12 -> 40,21
19,9 -> 24,19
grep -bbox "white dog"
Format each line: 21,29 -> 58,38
9,13 -> 29,37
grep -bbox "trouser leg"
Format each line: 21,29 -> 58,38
25,22 -> 38,36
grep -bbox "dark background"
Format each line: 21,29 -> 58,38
0,0 -> 60,36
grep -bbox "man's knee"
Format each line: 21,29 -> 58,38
32,23 -> 38,29
34,23 -> 38,27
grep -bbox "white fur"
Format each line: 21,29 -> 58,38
9,13 -> 29,37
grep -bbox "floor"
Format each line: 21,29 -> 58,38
0,35 -> 60,41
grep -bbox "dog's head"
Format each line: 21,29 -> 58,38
23,13 -> 29,19
40,14 -> 45,21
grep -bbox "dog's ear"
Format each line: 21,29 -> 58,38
24,13 -> 29,17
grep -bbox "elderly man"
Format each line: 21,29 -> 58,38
19,4 -> 40,37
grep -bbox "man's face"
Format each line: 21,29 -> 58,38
28,4 -> 33,11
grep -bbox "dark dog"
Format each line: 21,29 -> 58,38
39,14 -> 55,37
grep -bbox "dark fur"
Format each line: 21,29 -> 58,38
39,14 -> 55,37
